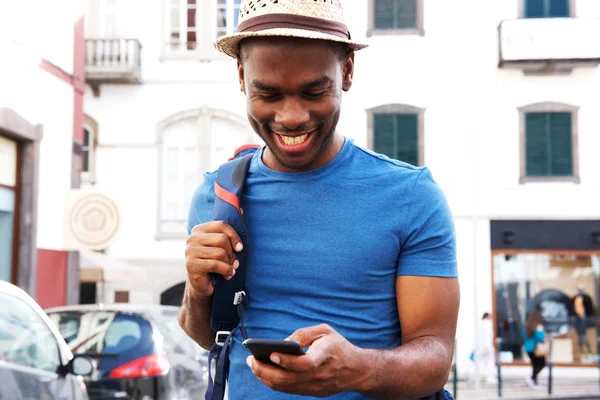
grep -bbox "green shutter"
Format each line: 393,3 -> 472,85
374,0 -> 417,30
525,0 -> 569,18
525,112 -> 573,177
374,113 -> 419,166
549,113 -> 572,176
374,114 -> 396,158
394,114 -> 418,165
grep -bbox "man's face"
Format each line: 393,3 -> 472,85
238,37 -> 354,172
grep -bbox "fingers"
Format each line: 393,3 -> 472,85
193,221 -> 243,253
185,221 -> 244,297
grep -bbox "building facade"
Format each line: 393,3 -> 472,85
82,0 -> 600,371
0,1 -> 87,307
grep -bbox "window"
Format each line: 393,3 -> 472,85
217,0 -> 242,38
167,0 -> 198,51
519,102 -> 579,183
368,0 -> 424,36
368,104 -> 424,166
0,293 -> 61,373
522,0 -> 573,18
493,253 -> 599,365
82,115 -> 98,183
164,0 -> 242,58
157,108 -> 257,237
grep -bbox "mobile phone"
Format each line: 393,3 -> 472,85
242,338 -> 305,365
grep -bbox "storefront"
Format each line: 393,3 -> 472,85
492,220 -> 600,366
0,108 -> 42,296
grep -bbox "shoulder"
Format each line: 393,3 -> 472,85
187,171 -> 218,234
350,142 -> 424,177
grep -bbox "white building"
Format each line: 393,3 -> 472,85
82,0 -> 600,372
0,1 -> 89,308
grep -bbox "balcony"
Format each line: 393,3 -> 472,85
498,18 -> 600,73
85,38 -> 142,96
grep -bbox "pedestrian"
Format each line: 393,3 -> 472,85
477,312 -> 497,384
180,0 -> 459,399
523,310 -> 548,391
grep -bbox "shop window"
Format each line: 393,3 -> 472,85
368,104 -> 424,166
494,253 -> 599,365
368,0 -> 424,36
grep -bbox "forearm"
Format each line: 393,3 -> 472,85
178,280 -> 215,350
353,336 -> 453,400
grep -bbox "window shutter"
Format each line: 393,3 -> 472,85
525,113 -> 550,176
549,0 -> 569,17
525,0 -> 546,18
394,114 -> 419,166
374,0 -> 417,30
374,0 -> 395,29
374,114 -> 396,158
549,112 -> 573,176
374,113 -> 419,166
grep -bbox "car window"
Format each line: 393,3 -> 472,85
48,311 -> 144,355
103,316 -> 142,353
0,293 -> 61,373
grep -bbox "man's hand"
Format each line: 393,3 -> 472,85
185,221 -> 244,298
246,324 -> 364,397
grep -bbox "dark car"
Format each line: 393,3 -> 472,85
46,304 -> 209,400
0,281 -> 95,400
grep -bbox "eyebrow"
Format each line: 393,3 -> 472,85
251,76 -> 333,91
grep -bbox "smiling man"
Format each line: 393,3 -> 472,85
180,1 -> 459,399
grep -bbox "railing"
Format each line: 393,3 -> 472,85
85,38 -> 142,72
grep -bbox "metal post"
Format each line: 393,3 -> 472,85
548,337 -> 553,395
496,337 -> 503,398
453,339 -> 458,399
597,336 -> 600,392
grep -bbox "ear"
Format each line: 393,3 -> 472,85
342,52 -> 354,92
237,60 -> 246,93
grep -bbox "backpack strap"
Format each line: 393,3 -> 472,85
206,145 -> 259,400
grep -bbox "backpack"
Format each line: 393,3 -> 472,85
204,145 -> 454,400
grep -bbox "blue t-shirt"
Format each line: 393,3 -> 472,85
187,138 -> 457,399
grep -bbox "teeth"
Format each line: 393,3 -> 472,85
279,133 -> 308,146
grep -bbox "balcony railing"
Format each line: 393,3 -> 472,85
85,38 -> 142,95
498,18 -> 600,72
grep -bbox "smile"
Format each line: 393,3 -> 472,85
277,133 -> 309,146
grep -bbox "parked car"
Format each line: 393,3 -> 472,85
0,281 -> 95,400
46,304 -> 209,400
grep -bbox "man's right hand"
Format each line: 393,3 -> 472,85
185,221 -> 243,298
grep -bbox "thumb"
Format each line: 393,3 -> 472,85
286,324 -> 331,347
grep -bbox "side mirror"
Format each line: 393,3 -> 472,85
68,355 -> 96,376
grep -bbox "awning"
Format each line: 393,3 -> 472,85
79,250 -> 146,283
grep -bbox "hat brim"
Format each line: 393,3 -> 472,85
215,28 -> 368,59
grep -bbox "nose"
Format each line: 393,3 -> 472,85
274,96 -> 310,131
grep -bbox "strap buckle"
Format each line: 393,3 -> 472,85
233,291 -> 247,306
215,331 -> 231,347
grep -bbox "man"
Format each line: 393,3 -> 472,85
180,1 -> 460,398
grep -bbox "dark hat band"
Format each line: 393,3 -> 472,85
236,13 -> 350,39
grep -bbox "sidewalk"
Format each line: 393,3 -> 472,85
446,366 -> 600,400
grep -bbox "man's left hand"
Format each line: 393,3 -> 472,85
246,324 -> 364,397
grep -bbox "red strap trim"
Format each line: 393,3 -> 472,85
228,144 -> 261,161
214,182 -> 240,212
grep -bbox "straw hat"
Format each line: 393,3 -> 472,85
215,0 -> 368,59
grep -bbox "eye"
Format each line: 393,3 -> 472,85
257,93 -> 280,101
303,91 -> 327,99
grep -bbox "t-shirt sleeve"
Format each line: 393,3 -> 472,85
186,172 -> 217,235
396,167 -> 458,278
